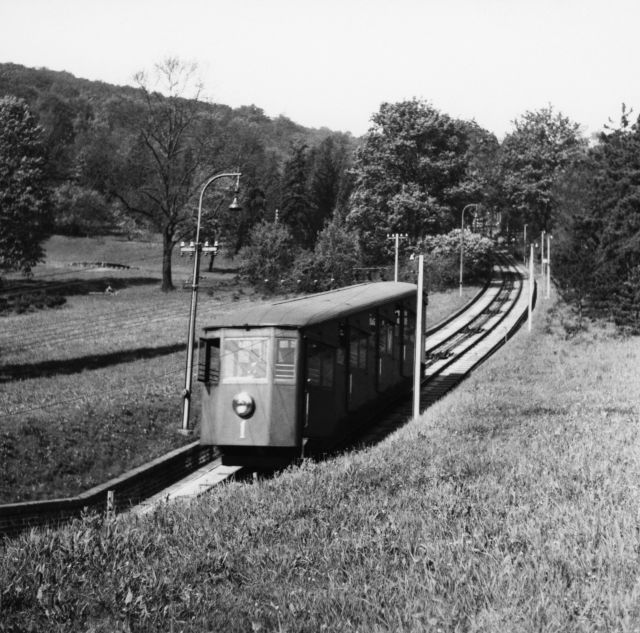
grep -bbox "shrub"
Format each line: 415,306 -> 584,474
52,183 -> 114,236
288,221 -> 363,293
410,229 -> 495,291
237,220 -> 299,293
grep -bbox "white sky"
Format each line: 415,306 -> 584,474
1,0 -> 639,140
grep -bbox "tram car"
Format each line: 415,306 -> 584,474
197,282 -> 420,467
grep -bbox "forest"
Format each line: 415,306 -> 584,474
2,59 -> 640,331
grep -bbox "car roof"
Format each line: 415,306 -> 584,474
202,282 -> 417,330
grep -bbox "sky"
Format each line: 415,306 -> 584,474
1,0 -> 639,140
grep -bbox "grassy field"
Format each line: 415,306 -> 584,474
0,235 -> 477,503
2,288 -> 640,631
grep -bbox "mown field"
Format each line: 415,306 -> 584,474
0,235 -> 478,503
2,288 -> 639,631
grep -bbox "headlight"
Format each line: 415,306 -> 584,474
232,392 -> 255,419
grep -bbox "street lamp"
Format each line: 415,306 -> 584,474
523,223 -> 528,265
459,203 -> 479,296
179,171 -> 241,434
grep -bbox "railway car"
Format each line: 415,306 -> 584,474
197,282 -> 420,467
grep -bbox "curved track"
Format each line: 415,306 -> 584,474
0,256 -> 533,536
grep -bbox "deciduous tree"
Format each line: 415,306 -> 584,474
0,96 -> 52,282
346,100 -> 489,263
113,58 -> 233,291
498,106 -> 585,239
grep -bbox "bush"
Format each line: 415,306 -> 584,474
237,220 -> 299,293
410,229 -> 495,291
0,290 -> 66,315
52,183 -> 115,236
288,221 -> 363,293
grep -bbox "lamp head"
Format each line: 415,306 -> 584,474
228,171 -> 242,211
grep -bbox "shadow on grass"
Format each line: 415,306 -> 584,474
0,342 -> 186,382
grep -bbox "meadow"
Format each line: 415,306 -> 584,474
2,286 -> 639,631
0,235 -> 477,503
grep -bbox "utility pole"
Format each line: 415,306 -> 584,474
546,234 -> 552,299
528,244 -> 534,332
387,233 -> 407,282
413,254 -> 424,418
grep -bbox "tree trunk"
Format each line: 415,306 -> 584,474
161,232 -> 175,292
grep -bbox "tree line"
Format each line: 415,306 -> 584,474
0,60 -> 355,290
3,60 -> 640,332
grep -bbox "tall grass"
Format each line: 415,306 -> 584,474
2,291 -> 640,631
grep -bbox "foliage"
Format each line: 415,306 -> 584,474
346,99 -> 497,263
498,105 -> 586,239
551,159 -> 605,324
289,219 -> 362,292
0,62 -> 356,289
308,134 -> 355,227
237,220 -> 298,292
551,106 -> 640,331
111,58 -> 228,291
279,142 -> 315,247
51,182 -> 114,236
411,228 -> 495,291
0,288 -> 66,315
0,96 -> 52,280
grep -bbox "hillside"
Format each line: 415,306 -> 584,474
0,61 -> 357,246
0,62 -> 343,158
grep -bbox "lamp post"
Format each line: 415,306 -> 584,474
523,223 -> 528,265
459,203 -> 478,296
179,171 -> 241,434
387,233 -> 408,282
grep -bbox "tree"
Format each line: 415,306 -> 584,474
498,106 -> 586,239
307,134 -> 354,234
346,100 -> 489,263
111,58 -> 232,291
280,142 -> 315,248
590,106 -> 640,281
0,96 -> 52,281
546,106 -> 640,330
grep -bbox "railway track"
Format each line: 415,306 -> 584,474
356,256 -> 528,447
0,256 -> 532,537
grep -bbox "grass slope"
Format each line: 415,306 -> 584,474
2,292 -> 639,631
